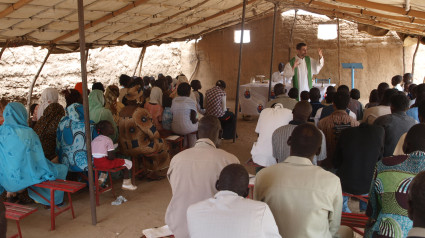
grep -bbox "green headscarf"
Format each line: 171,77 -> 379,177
89,89 -> 118,142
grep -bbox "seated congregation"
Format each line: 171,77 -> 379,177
2,71 -> 425,238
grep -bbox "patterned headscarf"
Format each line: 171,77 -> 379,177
36,88 -> 59,120
33,103 -> 65,160
104,85 -> 119,115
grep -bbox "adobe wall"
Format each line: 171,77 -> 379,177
194,13 -> 425,103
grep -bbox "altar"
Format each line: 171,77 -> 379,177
239,82 -> 335,115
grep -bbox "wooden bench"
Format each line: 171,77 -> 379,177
94,166 -> 126,206
5,202 -> 38,238
341,193 -> 369,236
28,179 -> 86,230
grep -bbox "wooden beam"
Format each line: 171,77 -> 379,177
299,0 -> 425,25
114,0 -> 210,42
150,0 -> 260,41
304,7 -> 425,36
0,40 -> 10,60
334,0 -> 425,20
337,18 -> 341,86
52,0 -> 150,43
0,0 -> 33,19
412,36 -> 422,77
27,48 -> 52,111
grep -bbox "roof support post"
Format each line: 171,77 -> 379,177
137,47 -> 147,77
0,40 -> 10,60
268,3 -> 278,101
26,48 -> 51,112
77,0 -> 97,225
233,0 -> 247,143
133,46 -> 146,77
337,18 -> 342,86
412,36 -> 422,77
288,10 -> 298,61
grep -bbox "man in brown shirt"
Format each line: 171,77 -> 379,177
318,91 -> 359,169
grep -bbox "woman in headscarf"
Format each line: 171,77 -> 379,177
34,103 -> 65,161
35,88 -> 59,121
57,90 -> 97,172
88,89 -> 118,142
104,85 -> 120,124
0,102 -> 67,205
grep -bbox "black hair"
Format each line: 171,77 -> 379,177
62,89 -> 82,108
92,82 -> 105,92
216,80 -> 226,89
119,74 -> 132,88
390,93 -> 410,112
391,75 -> 403,86
216,164 -> 249,197
190,80 -> 202,91
129,77 -> 144,88
274,83 -> 285,96
177,82 -> 191,97
415,84 -> 425,105
143,76 -> 151,87
325,86 -> 336,103
380,88 -> 398,106
334,91 -> 350,110
309,87 -> 321,102
96,120 -> 114,136
404,73 -> 413,84
408,171 -> 425,218
30,103 -> 38,116
377,82 -> 390,102
337,85 -> 350,94
290,123 -> 322,158
296,42 -> 307,50
163,94 -> 172,108
350,89 -> 360,100
405,124 -> 425,153
288,88 -> 299,99
300,91 -> 310,101
369,89 -> 379,103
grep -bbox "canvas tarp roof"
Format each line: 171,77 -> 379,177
0,0 -> 424,53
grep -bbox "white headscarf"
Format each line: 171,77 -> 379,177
37,88 -> 59,120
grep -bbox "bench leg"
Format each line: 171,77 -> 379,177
16,220 -> 22,238
108,172 -> 116,198
68,192 -> 75,219
50,189 -> 55,231
131,157 -> 137,185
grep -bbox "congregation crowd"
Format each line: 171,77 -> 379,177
1,69 -> 425,238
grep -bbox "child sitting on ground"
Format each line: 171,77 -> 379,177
92,120 -> 137,191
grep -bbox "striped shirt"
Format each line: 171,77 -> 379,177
272,122 -> 327,165
205,86 -> 226,118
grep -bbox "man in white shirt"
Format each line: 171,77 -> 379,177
187,164 -> 281,238
271,62 -> 285,83
255,123 -> 342,238
283,42 -> 324,98
251,103 -> 292,169
165,115 -> 240,238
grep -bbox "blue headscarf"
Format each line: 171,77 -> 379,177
0,102 -> 67,205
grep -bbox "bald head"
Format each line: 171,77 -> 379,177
216,164 -> 249,197
408,171 -> 425,226
198,115 -> 222,146
403,124 -> 425,154
288,123 -> 322,159
292,101 -> 312,122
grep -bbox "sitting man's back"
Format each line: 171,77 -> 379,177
255,123 -> 342,238
165,115 -> 240,238
187,164 -> 281,238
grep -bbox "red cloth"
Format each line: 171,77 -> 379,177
74,82 -> 83,95
94,156 -> 125,170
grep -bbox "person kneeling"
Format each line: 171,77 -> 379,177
92,120 -> 136,191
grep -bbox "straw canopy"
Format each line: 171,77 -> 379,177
0,0 -> 424,53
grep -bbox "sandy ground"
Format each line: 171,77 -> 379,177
5,108 -> 363,238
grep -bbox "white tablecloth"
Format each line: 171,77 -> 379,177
239,82 -> 335,115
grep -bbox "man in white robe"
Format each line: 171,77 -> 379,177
283,43 -> 324,98
271,62 -> 285,83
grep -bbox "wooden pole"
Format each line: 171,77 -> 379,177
337,18 -> 342,86
288,10 -> 298,61
133,47 -> 145,77
77,0 -> 97,225
138,46 -> 147,77
268,3 -> 278,101
26,48 -> 52,112
0,40 -> 9,60
233,0 -> 247,143
412,36 -> 422,77
85,48 -> 89,65
0,0 -> 33,19
402,45 -> 405,74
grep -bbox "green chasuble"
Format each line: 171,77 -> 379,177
289,56 -> 313,91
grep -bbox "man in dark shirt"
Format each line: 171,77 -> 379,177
334,123 -> 384,212
374,93 -> 417,157
309,87 -> 325,121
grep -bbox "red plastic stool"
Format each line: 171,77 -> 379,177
94,166 -> 126,206
341,193 -> 369,236
5,202 -> 38,238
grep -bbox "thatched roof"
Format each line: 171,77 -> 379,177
0,0 -> 424,52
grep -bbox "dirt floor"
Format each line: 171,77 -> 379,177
5,110 -> 363,238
